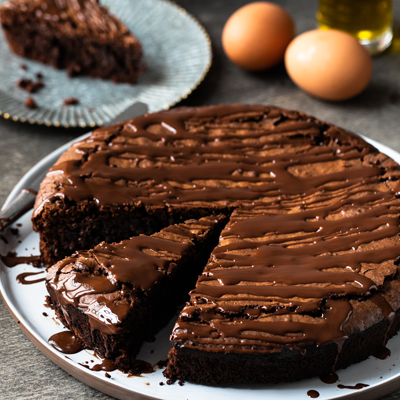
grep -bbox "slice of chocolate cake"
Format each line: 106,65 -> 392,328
0,0 -> 144,83
46,215 -> 227,370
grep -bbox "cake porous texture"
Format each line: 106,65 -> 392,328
46,215 -> 227,371
34,104 -> 400,385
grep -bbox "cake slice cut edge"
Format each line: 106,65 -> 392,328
45,214 -> 228,371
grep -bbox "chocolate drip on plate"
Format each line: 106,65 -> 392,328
1,253 -> 41,268
17,271 -> 46,285
48,330 -> 84,354
337,383 -> 369,390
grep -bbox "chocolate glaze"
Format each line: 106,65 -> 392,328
337,383 -> 369,390
47,217 -> 223,335
307,390 -> 320,398
87,358 -> 117,372
173,196 -> 400,354
64,105 -> 393,359
32,105 -> 329,213
320,372 -> 339,384
34,105 -> 400,379
1,253 -> 41,268
48,330 -> 84,354
17,271 -> 45,285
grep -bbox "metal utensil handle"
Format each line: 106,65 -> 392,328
0,189 -> 37,232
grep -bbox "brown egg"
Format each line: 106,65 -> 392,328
285,29 -> 373,101
222,2 -> 295,71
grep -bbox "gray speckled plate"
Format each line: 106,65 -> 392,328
0,0 -> 211,128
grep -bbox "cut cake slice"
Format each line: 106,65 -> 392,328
0,0 -> 144,83
46,214 -> 227,370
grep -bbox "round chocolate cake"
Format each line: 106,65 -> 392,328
32,104 -> 400,385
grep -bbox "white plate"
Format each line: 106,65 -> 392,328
0,0 -> 211,128
1,134 -> 400,400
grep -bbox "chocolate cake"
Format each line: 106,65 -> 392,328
46,215 -> 227,370
33,104 -> 400,384
0,0 -> 144,83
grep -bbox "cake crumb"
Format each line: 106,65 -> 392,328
159,382 -> 164,386
44,295 -> 55,310
105,372 -> 111,378
17,78 -> 44,93
63,97 -> 79,106
10,227 -> 19,237
20,64 -> 27,70
36,72 -> 43,80
25,97 -> 37,109
42,312 -> 48,317
178,380 -> 184,386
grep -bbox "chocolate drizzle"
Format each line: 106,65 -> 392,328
173,196 -> 400,354
46,216 -> 224,335
1,253 -> 41,268
17,271 -> 46,285
320,372 -> 339,384
36,105 -> 400,376
48,330 -> 84,354
337,383 -> 369,390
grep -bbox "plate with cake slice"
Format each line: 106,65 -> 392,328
2,105 -> 400,400
0,0 -> 211,128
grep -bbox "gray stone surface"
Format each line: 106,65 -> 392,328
1,0 -> 400,399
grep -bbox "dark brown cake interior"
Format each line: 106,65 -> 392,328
46,215 -> 227,370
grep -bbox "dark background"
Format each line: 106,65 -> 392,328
1,1 -> 400,398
